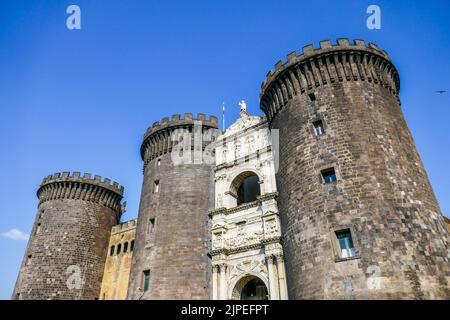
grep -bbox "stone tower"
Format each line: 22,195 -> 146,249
13,172 -> 124,300
259,39 -> 450,299
127,113 -> 219,299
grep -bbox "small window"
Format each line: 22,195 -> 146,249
308,92 -> 316,101
336,230 -> 356,258
35,223 -> 41,235
130,240 -> 135,251
313,120 -> 325,136
110,245 -> 115,256
123,242 -> 128,253
148,218 -> 155,234
143,270 -> 150,292
321,168 -> 337,184
157,159 -> 161,167
117,243 -> 122,255
154,180 -> 160,193
26,255 -> 32,266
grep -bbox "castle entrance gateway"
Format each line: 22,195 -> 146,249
232,275 -> 268,300
210,109 -> 288,300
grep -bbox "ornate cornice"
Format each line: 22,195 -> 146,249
210,236 -> 282,257
209,193 -> 279,217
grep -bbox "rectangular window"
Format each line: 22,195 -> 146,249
313,120 -> 325,136
154,180 -> 160,193
321,168 -> 337,183
336,230 -> 356,258
148,218 -> 155,234
130,240 -> 135,251
143,270 -> 150,292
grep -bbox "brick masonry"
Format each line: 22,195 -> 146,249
260,39 -> 450,299
12,172 -> 124,300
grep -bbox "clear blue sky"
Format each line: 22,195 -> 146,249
0,0 -> 449,299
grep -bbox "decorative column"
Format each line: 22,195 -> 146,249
219,263 -> 228,300
275,254 -> 288,300
265,255 -> 279,300
212,265 -> 218,300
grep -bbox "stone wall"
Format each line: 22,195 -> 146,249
260,39 -> 450,299
127,114 -> 219,299
13,172 -> 124,300
99,219 -> 136,300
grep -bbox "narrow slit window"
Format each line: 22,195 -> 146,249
35,223 -> 41,235
157,159 -> 161,167
322,168 -> 337,184
26,255 -> 32,266
336,230 -> 356,258
154,180 -> 160,193
143,270 -> 150,292
148,218 -> 155,234
313,120 -> 325,136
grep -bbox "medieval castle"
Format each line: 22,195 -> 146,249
12,39 -> 450,300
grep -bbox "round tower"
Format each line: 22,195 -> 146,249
128,113 -> 219,299
13,172 -> 124,300
260,39 -> 449,299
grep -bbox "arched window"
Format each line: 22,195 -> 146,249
110,245 -> 115,256
117,243 -> 122,255
123,242 -> 129,253
231,172 -> 261,206
130,240 -> 135,252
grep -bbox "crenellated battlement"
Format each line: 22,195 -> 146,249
40,172 -> 124,194
37,172 -> 124,211
260,39 -> 400,123
111,219 -> 137,234
143,113 -> 218,141
140,113 -> 219,166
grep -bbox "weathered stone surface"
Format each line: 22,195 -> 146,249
260,39 -> 450,299
127,115 -> 219,300
99,219 -> 136,300
12,173 -> 123,300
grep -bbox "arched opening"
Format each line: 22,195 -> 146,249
230,171 -> 261,206
232,275 -> 269,300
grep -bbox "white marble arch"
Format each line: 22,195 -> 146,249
224,168 -> 264,208
229,273 -> 270,300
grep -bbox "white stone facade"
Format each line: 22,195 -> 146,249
210,112 -> 288,300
